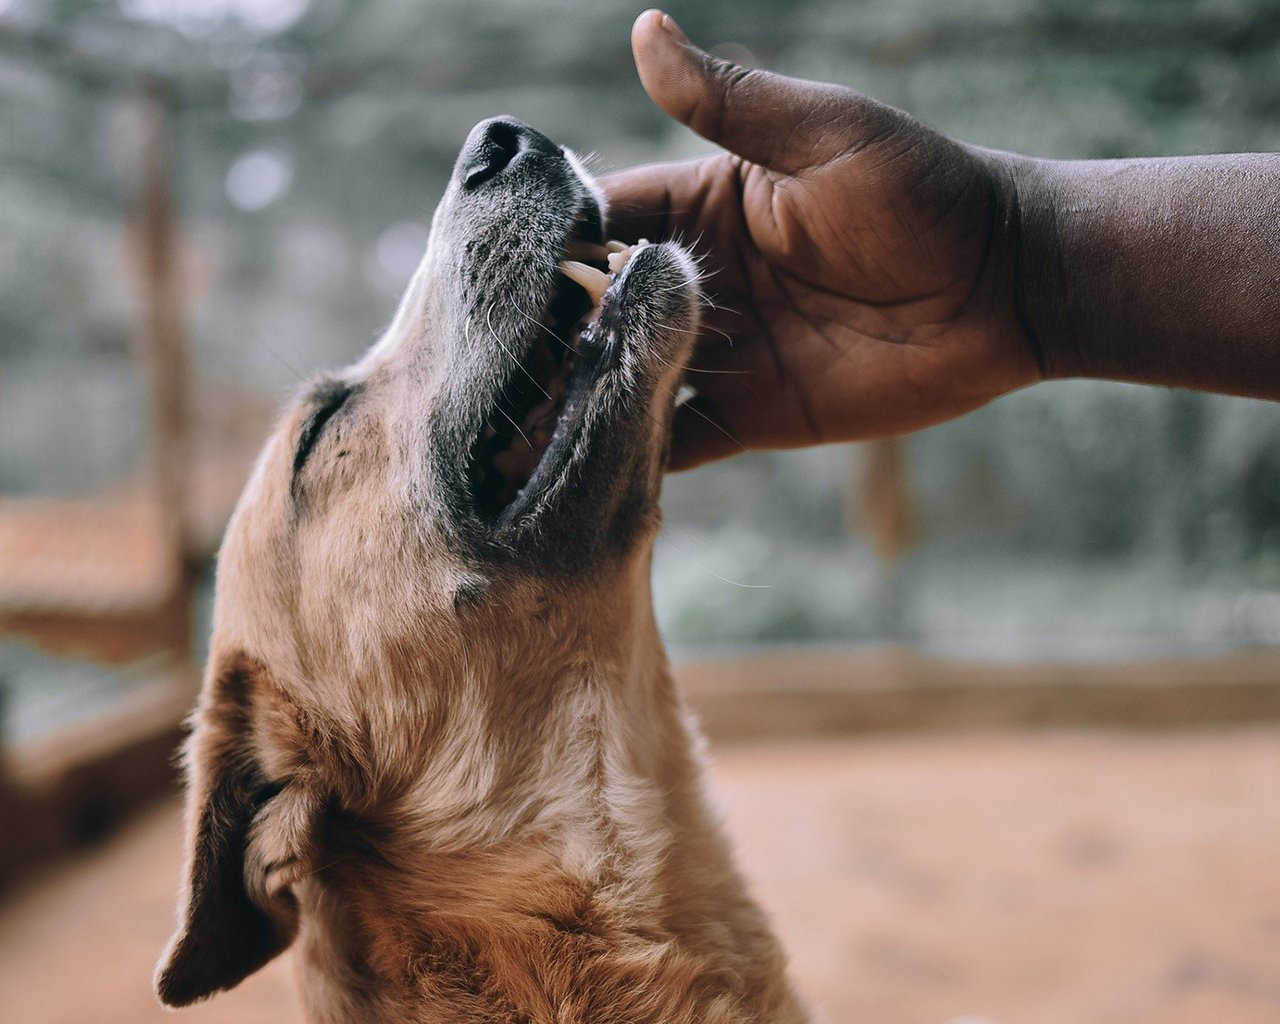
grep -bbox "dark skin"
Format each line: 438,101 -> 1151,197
605,10 -> 1280,471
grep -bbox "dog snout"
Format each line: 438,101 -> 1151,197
456,117 -> 562,190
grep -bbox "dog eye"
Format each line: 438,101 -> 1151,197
293,382 -> 352,478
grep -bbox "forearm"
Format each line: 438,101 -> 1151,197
1009,153 -> 1280,398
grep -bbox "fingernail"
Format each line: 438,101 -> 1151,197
660,12 -> 690,44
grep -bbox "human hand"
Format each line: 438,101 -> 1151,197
606,10 -> 1042,470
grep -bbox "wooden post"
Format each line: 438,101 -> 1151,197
130,82 -> 196,659
845,438 -> 918,638
849,438 -> 916,567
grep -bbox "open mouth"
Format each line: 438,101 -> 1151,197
466,220 -> 649,523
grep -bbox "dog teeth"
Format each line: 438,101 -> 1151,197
606,238 -> 648,276
559,260 -> 610,304
560,239 -> 648,296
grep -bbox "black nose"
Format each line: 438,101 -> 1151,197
456,117 -> 560,189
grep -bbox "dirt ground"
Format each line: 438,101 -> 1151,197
2,729 -> 1278,1024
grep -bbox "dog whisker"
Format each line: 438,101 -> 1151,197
485,302 -> 554,403
656,526 -> 773,589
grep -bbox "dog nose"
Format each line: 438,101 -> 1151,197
457,117 -> 560,189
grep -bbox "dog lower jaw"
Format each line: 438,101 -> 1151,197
483,239 -> 697,540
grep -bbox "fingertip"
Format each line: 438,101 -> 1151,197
632,9 -> 687,50
631,9 -> 704,124
666,437 -> 725,473
665,435 -> 703,472
665,451 -> 695,472
632,8 -> 664,44
630,9 -> 667,72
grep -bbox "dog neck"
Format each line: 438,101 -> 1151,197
293,560 -> 806,1023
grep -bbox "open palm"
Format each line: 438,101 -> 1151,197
605,11 -> 1040,469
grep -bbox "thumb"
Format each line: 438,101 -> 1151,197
630,9 -> 867,174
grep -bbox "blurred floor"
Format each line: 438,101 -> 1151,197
2,729 -> 1278,1024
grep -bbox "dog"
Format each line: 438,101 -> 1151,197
155,117 -> 807,1024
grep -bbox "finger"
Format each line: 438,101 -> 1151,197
630,9 -> 868,174
667,394 -> 747,471
600,159 -> 701,243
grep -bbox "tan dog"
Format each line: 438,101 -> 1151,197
155,118 -> 807,1024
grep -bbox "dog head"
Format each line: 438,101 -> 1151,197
155,118 -> 700,1009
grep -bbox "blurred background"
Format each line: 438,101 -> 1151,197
0,1 -> 1277,1022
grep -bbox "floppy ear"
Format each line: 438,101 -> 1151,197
155,654 -> 315,1007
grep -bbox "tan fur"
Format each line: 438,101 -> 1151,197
156,126 -> 808,1023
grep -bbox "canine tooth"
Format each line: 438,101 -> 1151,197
559,260 -> 610,304
607,250 -> 629,275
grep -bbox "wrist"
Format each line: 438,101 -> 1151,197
983,150 -> 1078,382
988,152 -> 1280,399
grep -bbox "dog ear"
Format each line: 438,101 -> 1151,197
155,654 -> 315,1007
